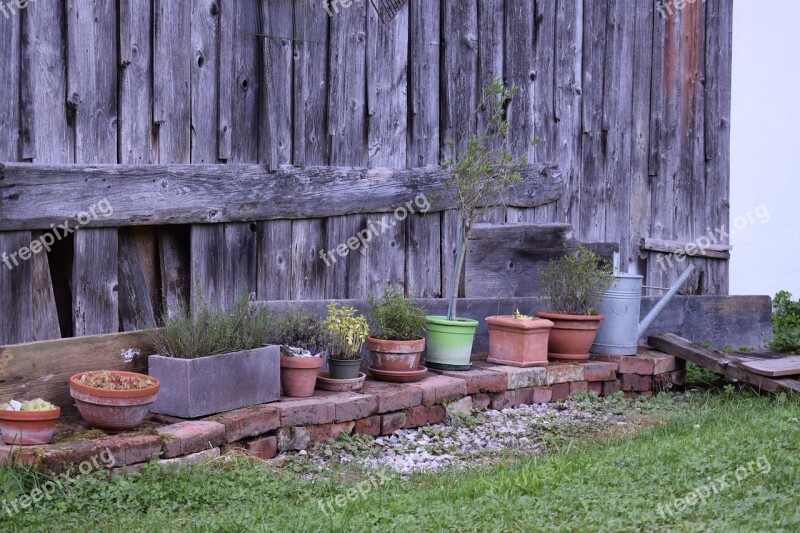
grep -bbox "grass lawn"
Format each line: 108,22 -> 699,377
2,389 -> 798,532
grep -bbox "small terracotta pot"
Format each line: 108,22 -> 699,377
0,407 -> 61,445
367,336 -> 425,373
486,315 -> 554,367
280,355 -> 324,397
535,312 -> 604,361
69,371 -> 160,432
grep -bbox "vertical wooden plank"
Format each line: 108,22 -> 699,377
704,0 -> 733,295
154,0 -> 191,314
532,0 -> 558,223
441,0 -> 478,299
578,0 -> 608,243
119,0 -> 160,329
66,0 -> 119,337
366,3 -> 408,292
327,0 -> 368,298
217,0 -> 233,161
256,0 -> 293,301
601,0 -> 635,268
628,0 -> 654,273
291,1 -> 329,299
554,0 -> 583,233
19,1 -> 64,341
504,0 -> 536,223
406,0 -> 442,298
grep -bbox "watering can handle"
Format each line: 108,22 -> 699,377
637,264 -> 696,338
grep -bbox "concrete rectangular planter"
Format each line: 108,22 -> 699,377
148,346 -> 280,418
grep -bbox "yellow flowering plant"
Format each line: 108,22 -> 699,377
324,303 -> 370,361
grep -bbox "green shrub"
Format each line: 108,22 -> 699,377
148,292 -> 270,359
266,306 -> 331,352
539,246 -> 614,315
368,284 -> 427,341
769,290 -> 800,353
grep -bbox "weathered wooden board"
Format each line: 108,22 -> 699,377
641,238 -> 731,260
0,163 -> 564,230
649,333 -> 800,394
465,223 -> 618,298
739,357 -> 800,378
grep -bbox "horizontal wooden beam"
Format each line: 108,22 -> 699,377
640,237 -> 731,260
0,163 -> 564,230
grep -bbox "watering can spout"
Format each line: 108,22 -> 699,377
637,264 -> 696,338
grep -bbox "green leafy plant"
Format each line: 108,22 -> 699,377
147,291 -> 270,359
76,371 -> 156,391
266,306 -> 331,354
539,246 -> 614,315
441,78 -> 534,321
368,284 -> 427,341
324,304 -> 369,361
512,309 -> 533,321
769,290 -> 800,353
19,399 -> 56,412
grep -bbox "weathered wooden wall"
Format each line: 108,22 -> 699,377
0,0 -> 733,345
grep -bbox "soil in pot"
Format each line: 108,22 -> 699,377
535,312 -> 604,361
328,357 -> 362,380
367,336 -> 425,372
425,316 -> 478,370
281,354 -> 324,398
486,315 -> 554,367
0,407 -> 61,445
69,371 -> 160,432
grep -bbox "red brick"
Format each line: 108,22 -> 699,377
211,406 -> 281,443
0,445 -> 41,467
245,436 -> 278,459
533,387 -> 552,404
582,361 -> 619,382
638,350 -> 680,374
474,361 -> 547,389
39,434 -> 163,474
380,412 -> 406,435
428,367 -> 508,393
602,379 -> 621,396
515,387 -> 535,406
489,391 -> 515,410
307,421 -> 356,443
593,354 -> 654,375
546,363 -> 585,385
569,381 -> 589,395
587,381 -> 604,397
622,374 -> 652,392
551,383 -> 570,401
472,393 -> 491,411
361,380 -> 423,413
157,421 -> 226,458
354,416 -> 381,436
404,405 -> 446,428
410,374 -> 468,405
274,396 -> 335,427
315,391 -> 377,423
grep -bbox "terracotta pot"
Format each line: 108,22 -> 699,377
280,355 -> 324,398
486,315 -> 554,367
367,336 -> 425,372
0,407 -> 61,445
535,312 -> 604,361
70,371 -> 160,432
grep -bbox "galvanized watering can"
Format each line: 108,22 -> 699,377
590,264 -> 696,356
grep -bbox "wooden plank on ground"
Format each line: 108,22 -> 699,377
739,357 -> 800,378
0,331 -> 156,411
648,333 -> 800,394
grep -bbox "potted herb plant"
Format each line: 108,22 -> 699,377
367,285 -> 428,382
269,306 -> 330,397
536,246 -> 614,361
69,370 -> 159,431
427,79 -> 531,370
147,293 -> 278,418
324,303 -> 369,380
486,309 -> 554,367
0,399 -> 61,445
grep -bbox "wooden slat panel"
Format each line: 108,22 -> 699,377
257,219 -> 292,301
118,228 -> 157,331
531,0 -> 557,223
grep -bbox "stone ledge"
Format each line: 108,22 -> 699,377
157,421 -> 225,458
210,405 -> 281,443
427,366 -> 508,393
473,361 -> 547,389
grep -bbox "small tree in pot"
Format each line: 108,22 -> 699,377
426,78 -> 531,370
536,246 -> 614,361
367,285 -> 428,380
324,303 -> 370,380
270,306 -> 331,397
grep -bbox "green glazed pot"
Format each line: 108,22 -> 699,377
328,357 -> 362,380
425,315 -> 479,371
